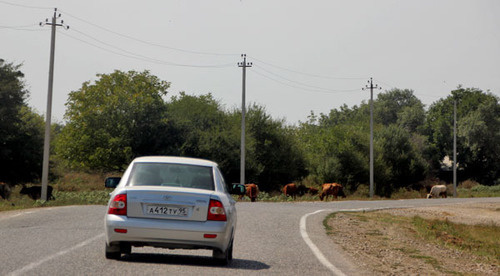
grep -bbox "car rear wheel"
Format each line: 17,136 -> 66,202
120,243 -> 132,255
105,243 -> 121,260
213,239 -> 233,265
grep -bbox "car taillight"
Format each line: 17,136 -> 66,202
207,199 -> 226,221
108,193 -> 127,216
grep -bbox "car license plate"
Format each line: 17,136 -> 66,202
146,205 -> 189,217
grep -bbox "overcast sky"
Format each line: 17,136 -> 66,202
2,0 -> 499,125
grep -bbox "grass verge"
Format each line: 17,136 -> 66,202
324,211 -> 500,268
411,216 -> 500,262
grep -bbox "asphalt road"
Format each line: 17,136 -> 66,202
1,197 -> 499,276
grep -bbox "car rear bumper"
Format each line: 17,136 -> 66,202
105,214 -> 232,251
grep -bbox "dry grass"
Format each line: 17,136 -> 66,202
412,216 -> 500,262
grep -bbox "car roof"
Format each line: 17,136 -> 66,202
131,156 -> 217,167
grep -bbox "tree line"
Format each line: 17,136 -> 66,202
1,61 -> 499,196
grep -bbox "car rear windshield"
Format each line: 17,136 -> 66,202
128,162 -> 215,190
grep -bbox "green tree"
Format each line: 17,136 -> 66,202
375,88 -> 425,131
298,90 -> 432,196
244,104 -> 307,191
297,110 -> 369,192
56,70 -> 172,171
426,86 -> 500,184
167,92 -> 241,180
375,125 -> 428,196
0,59 -> 44,183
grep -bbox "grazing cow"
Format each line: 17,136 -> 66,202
0,182 -> 11,200
308,187 -> 319,195
296,185 -> 310,196
427,184 -> 447,199
238,184 -> 259,202
283,183 -> 298,199
20,185 -> 55,201
319,183 -> 344,201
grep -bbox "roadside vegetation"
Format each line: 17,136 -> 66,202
411,216 -> 500,262
1,60 -> 500,211
325,208 -> 500,274
3,171 -> 500,212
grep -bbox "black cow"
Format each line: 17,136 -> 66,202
20,185 -> 55,200
0,182 -> 11,200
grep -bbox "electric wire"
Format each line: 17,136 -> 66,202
0,0 -> 52,10
1,0 -> 405,96
254,65 -> 360,93
250,56 -> 368,80
0,24 -> 39,29
60,9 -> 239,57
58,30 -> 234,68
0,26 -> 46,32
251,68 -> 360,94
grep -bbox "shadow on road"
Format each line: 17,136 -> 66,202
119,253 -> 270,270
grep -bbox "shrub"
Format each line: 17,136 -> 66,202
459,179 -> 480,189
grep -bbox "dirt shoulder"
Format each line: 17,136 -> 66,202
327,202 -> 500,275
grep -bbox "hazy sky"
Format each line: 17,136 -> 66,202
2,0 -> 499,124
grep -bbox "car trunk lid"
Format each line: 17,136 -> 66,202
125,186 -> 212,221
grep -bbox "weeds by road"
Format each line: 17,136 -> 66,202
325,203 -> 500,275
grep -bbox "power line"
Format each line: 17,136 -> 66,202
58,30 -> 234,68
252,68 -> 360,94
0,0 -> 237,57
0,24 -> 39,29
60,9 -> 239,57
254,65 -> 360,93
0,25 -> 47,32
250,56 -> 368,80
0,0 -> 52,10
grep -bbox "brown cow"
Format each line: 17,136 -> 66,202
283,183 -> 298,199
296,185 -> 309,196
0,182 -> 11,200
308,187 -> 319,195
238,184 -> 259,202
319,183 -> 344,201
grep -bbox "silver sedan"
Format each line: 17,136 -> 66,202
104,156 -> 245,265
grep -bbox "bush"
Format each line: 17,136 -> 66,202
470,185 -> 500,193
353,184 -> 370,198
459,179 -> 480,189
53,171 -> 120,192
391,187 -> 425,199
457,184 -> 500,198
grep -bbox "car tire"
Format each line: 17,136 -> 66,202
105,243 -> 121,260
120,243 -> 132,255
213,239 -> 233,265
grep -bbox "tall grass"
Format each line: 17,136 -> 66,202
326,212 -> 500,268
412,216 -> 500,262
0,171 -> 116,211
457,184 -> 500,198
0,185 -> 111,212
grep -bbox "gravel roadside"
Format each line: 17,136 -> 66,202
327,202 -> 500,275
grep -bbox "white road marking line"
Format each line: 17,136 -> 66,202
8,233 -> 105,276
0,211 -> 34,220
300,209 -> 347,276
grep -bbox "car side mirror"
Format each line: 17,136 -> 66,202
105,177 -> 121,188
229,183 -> 246,195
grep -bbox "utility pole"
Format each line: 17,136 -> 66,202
453,100 -> 457,197
363,78 -> 381,198
238,54 -> 252,185
39,8 -> 68,201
